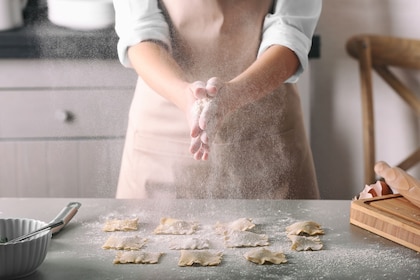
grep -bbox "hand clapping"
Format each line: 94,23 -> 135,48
188,77 -> 225,160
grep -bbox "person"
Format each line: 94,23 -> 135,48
375,161 -> 420,208
113,0 -> 321,199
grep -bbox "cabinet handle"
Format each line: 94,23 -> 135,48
55,110 -> 74,123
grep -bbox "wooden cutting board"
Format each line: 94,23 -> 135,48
350,194 -> 420,252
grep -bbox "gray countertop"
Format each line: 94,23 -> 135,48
0,198 -> 418,280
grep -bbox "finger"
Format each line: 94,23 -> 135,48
195,146 -> 210,161
206,77 -> 222,97
193,149 -> 204,160
199,100 -> 212,130
200,131 -> 209,145
190,122 -> 202,138
189,136 -> 202,154
191,81 -> 207,99
201,151 -> 209,161
190,101 -> 202,138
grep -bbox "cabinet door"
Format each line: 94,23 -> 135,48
0,89 -> 133,139
0,139 -> 124,198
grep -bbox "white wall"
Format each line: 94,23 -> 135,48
310,0 -> 420,199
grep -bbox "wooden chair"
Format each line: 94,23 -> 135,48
346,34 -> 420,184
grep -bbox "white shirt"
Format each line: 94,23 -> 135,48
113,0 -> 321,83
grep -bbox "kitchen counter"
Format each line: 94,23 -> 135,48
0,198 -> 418,280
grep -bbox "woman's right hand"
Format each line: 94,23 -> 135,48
185,81 -> 210,160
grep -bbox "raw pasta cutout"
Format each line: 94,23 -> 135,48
113,251 -> 163,264
102,235 -> 148,250
102,218 -> 139,232
285,221 -> 324,236
244,248 -> 287,265
178,250 -> 223,266
224,230 -> 269,248
214,218 -> 255,234
169,237 -> 210,250
154,217 -> 198,235
287,235 -> 323,251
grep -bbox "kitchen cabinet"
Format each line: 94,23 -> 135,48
0,59 -> 137,198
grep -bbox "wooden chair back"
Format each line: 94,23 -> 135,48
346,34 -> 420,184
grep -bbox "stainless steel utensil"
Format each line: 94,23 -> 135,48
2,201 -> 81,244
3,220 -> 64,244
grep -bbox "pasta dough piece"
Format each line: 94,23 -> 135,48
287,235 -> 323,251
224,230 -> 269,248
102,235 -> 148,250
113,251 -> 163,264
214,218 -> 255,234
244,248 -> 287,265
154,217 -> 198,235
169,237 -> 210,250
178,250 -> 223,266
285,221 -> 324,236
102,218 -> 139,232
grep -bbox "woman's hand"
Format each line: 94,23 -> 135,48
187,77 -> 228,160
185,81 -> 210,160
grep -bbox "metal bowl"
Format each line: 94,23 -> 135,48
0,218 -> 51,279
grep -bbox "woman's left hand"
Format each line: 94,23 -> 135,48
197,77 -> 233,145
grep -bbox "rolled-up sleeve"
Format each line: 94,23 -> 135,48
113,0 -> 171,68
259,0 -> 322,83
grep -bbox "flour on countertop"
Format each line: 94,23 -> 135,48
62,206 -> 420,280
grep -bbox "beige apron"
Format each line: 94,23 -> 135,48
117,0 -> 320,199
